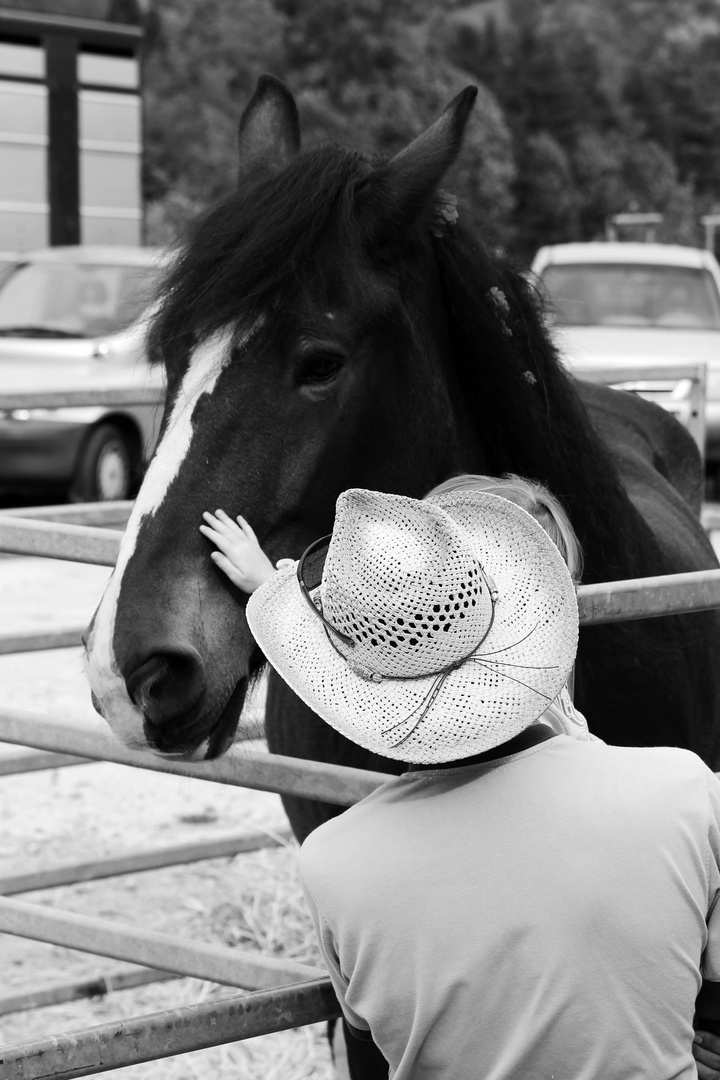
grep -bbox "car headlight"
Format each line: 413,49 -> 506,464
0,408 -> 54,421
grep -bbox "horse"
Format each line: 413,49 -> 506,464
85,75 -> 720,1076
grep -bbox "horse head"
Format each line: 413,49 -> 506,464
84,76 -> 490,759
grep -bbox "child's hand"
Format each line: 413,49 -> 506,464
200,510 -> 276,593
694,1031 -> 720,1078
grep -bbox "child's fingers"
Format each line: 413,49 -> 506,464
203,510 -> 242,539
202,510 -> 230,534
210,550 -> 249,590
695,1059 -> 720,1079
199,522 -> 219,542
694,1034 -> 720,1078
695,1033 -> 720,1062
199,522 -> 225,545
236,514 -> 258,543
696,1032 -> 720,1056
200,525 -> 246,561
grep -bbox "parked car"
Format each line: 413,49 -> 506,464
0,246 -> 168,502
530,242 -> 720,472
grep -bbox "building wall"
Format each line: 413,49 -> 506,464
0,12 -> 142,252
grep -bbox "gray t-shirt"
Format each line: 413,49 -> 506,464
300,736 -> 720,1079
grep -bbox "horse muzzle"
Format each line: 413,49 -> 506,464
118,645 -> 244,759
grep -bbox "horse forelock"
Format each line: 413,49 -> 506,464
148,146 -> 373,378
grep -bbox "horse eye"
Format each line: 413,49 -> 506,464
298,353 -> 344,385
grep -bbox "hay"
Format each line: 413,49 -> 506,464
0,819 -> 335,1079
211,837 -> 324,967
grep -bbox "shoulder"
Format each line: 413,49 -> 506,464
299,776 -> 415,895
548,739 -> 713,800
607,743 -> 710,778
299,783 -> 395,869
556,737 -> 705,770
592,742 -> 717,814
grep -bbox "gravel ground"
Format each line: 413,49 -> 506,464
0,555 -> 337,1080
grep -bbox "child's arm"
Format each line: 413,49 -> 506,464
200,509 -> 276,593
694,981 -> 720,1078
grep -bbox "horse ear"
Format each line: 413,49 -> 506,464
362,86 -> 478,241
237,74 -> 300,183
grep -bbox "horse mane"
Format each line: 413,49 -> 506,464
431,227 -> 702,740
148,146 -> 373,365
431,229 -> 675,586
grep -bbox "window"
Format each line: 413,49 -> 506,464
540,264 -> 720,330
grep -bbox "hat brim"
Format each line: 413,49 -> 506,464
246,491 -> 578,764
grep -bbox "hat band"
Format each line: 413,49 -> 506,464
296,532 -> 501,681
324,612 -> 559,750
296,534 -> 356,649
325,593 -> 498,685
295,532 -> 560,751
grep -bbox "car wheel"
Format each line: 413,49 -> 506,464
705,462 -> 720,502
70,423 -> 135,502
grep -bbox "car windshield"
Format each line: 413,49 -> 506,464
540,263 -> 720,330
0,260 -> 163,338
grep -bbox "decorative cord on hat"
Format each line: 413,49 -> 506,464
379,624 -> 559,748
297,542 -> 559,749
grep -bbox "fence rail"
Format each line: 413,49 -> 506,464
0,387 -> 164,411
0,501 -> 134,527
577,361 -> 707,454
0,708 -> 389,806
0,979 -> 341,1080
2,568 -> 719,661
0,826 -> 292,895
0,967 -> 181,1020
0,517 -> 122,564
0,896 -> 321,990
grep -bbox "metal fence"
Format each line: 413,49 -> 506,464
577,362 -> 707,457
1,500 -> 719,1078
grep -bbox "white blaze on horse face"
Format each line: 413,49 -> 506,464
84,327 -> 237,751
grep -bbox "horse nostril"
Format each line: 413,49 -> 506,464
126,649 -> 206,728
90,691 -> 105,718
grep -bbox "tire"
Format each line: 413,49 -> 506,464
69,423 -> 135,502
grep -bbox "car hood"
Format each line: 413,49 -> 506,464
554,325 -> 720,395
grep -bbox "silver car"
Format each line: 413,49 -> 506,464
531,242 -> 720,473
0,246 -> 167,502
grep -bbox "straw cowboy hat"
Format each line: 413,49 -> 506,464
246,488 -> 579,765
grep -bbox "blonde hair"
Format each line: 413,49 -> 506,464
425,473 -> 583,583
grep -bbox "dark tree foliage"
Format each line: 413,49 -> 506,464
139,0 -> 720,260
624,32 -> 720,200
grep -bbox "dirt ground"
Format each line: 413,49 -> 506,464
0,555 -> 336,1080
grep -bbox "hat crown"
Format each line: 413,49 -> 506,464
321,490 -> 494,677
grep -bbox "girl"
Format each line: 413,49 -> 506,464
200,472 -> 596,741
